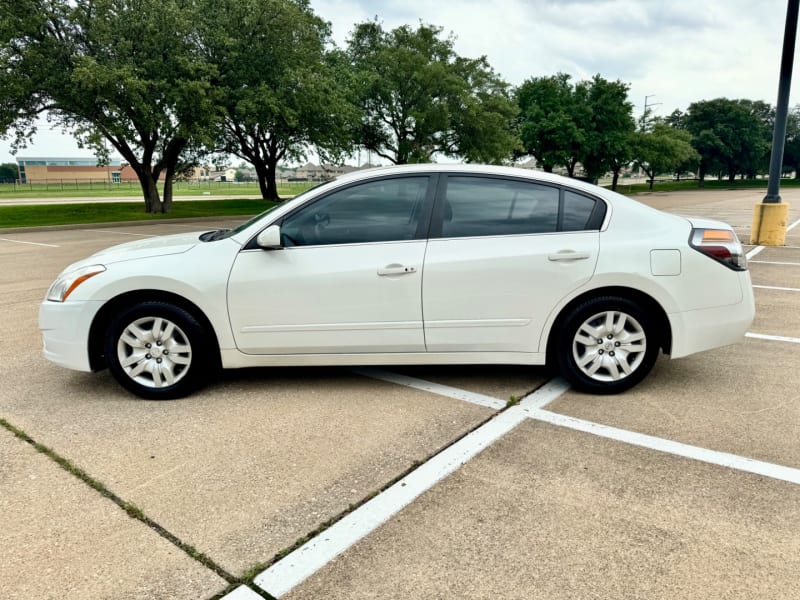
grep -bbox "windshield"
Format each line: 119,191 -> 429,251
202,182 -> 328,242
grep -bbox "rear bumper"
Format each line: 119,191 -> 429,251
39,300 -> 103,372
668,273 -> 755,359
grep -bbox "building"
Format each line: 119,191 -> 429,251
292,162 -> 364,181
14,156 -> 139,184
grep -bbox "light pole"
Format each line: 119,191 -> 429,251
752,0 -> 798,245
641,95 -> 662,131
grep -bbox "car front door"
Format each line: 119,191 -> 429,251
422,175 -> 602,353
227,175 -> 435,354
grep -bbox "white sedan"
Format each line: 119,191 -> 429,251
39,164 -> 754,399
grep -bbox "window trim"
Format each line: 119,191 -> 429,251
243,174 -> 439,250
428,173 -> 607,240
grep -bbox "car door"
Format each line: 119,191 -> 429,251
422,175 -> 603,353
227,175 -> 435,354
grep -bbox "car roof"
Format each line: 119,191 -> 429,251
332,163 -> 608,197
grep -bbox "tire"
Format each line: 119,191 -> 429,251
104,301 -> 213,399
555,296 -> 660,394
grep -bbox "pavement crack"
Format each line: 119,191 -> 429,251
0,418 -> 237,586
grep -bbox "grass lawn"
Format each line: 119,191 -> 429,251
3,176 -> 799,229
609,177 -> 800,194
0,198 -> 277,228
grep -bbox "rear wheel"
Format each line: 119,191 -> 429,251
556,296 -> 660,394
104,301 -> 212,399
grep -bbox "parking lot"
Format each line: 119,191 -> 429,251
1,188 -> 799,599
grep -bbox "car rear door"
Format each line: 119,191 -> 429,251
422,174 -> 602,353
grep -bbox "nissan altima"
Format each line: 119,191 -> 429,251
39,164 -> 755,399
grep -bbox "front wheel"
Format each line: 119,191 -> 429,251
104,301 -> 213,399
556,297 -> 660,394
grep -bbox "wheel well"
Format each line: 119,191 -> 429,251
88,290 -> 221,372
545,286 -> 672,364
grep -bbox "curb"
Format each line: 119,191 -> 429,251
0,215 -> 255,235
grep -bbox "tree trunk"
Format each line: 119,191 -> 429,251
264,157 -> 280,201
698,162 -> 706,187
728,171 -> 736,183
135,168 -> 162,213
611,168 -> 620,191
254,161 -> 280,201
162,167 -> 175,213
543,164 -> 554,173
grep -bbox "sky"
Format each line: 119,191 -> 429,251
1,0 -> 796,164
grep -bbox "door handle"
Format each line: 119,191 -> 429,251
548,251 -> 590,261
377,264 -> 417,276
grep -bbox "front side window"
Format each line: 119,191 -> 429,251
280,177 -> 429,246
442,177 -> 560,237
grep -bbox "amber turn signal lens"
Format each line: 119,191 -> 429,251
701,229 -> 735,243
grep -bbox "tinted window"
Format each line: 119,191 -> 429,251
442,177 -> 559,237
562,191 -> 597,231
280,177 -> 429,246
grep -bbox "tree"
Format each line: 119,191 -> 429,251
578,75 -> 636,189
782,105 -> 800,178
347,21 -> 518,165
0,0 -> 216,213
198,0 -> 356,201
516,73 -> 589,175
0,162 -> 18,182
631,123 -> 698,190
684,98 -> 768,184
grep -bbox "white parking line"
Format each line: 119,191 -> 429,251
530,409 -> 800,485
749,260 -> 800,266
745,332 -> 800,344
0,237 -> 59,248
254,379 -> 569,597
353,367 -> 507,410
79,229 -> 155,237
219,585 -> 264,600
752,284 -> 800,292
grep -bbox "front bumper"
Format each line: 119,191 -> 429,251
39,299 -> 104,372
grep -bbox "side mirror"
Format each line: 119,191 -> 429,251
256,225 -> 283,250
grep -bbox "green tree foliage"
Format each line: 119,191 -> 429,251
684,98 -> 769,184
782,106 -> 800,179
631,123 -> 698,190
578,75 -> 636,189
516,73 -> 588,175
0,0 -> 216,213
516,73 -> 634,185
347,22 -> 518,165
0,162 -> 18,181
198,0 -> 356,201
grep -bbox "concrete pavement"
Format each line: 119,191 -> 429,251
1,188 -> 799,599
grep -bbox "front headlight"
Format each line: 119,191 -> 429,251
46,265 -> 106,302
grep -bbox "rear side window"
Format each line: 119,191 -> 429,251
562,191 -> 597,231
442,177 -> 560,237
439,176 -> 604,238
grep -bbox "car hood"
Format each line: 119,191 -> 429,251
83,231 -> 204,265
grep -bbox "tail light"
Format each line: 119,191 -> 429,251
689,228 -> 747,271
